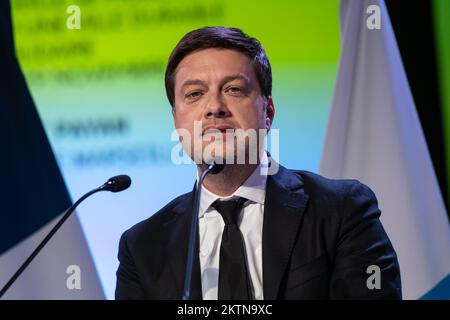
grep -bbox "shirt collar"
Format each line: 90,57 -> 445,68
199,152 -> 269,217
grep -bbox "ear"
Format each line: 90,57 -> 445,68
265,96 -> 275,131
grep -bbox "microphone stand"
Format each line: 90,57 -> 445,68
0,175 -> 131,299
182,162 -> 222,300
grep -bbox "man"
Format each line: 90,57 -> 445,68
115,27 -> 401,300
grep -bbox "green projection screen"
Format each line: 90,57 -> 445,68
434,0 -> 450,202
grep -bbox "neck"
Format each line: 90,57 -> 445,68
199,163 -> 258,197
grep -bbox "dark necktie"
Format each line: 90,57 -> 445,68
212,197 -> 252,300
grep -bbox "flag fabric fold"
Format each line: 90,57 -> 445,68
320,0 -> 450,299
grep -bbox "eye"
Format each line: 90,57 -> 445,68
226,86 -> 244,95
185,91 -> 203,101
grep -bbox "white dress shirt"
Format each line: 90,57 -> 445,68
198,153 -> 269,300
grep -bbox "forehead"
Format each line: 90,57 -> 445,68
174,48 -> 256,86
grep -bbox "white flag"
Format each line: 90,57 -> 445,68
0,214 -> 105,299
320,0 -> 450,299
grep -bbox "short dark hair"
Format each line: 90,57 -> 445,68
164,26 -> 272,107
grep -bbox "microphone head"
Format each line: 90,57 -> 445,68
210,162 -> 225,174
103,175 -> 131,192
205,157 -> 225,174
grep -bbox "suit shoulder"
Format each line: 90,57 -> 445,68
290,169 -> 377,205
295,170 -> 357,192
120,191 -> 192,243
283,169 -> 381,229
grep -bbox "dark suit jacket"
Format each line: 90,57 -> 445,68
115,165 -> 402,299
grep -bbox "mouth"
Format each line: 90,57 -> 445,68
202,125 -> 235,136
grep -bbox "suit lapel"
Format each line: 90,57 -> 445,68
262,165 -> 310,299
162,188 -> 203,299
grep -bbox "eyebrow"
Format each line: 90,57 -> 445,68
181,79 -> 207,88
220,74 -> 251,86
180,74 -> 250,89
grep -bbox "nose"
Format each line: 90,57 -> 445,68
203,92 -> 231,119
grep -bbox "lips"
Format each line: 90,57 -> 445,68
202,125 -> 235,135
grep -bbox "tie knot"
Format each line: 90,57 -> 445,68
212,197 -> 247,225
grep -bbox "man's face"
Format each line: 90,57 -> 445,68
172,48 -> 274,164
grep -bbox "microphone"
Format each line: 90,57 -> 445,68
101,175 -> 132,193
182,159 -> 224,300
0,175 -> 132,299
